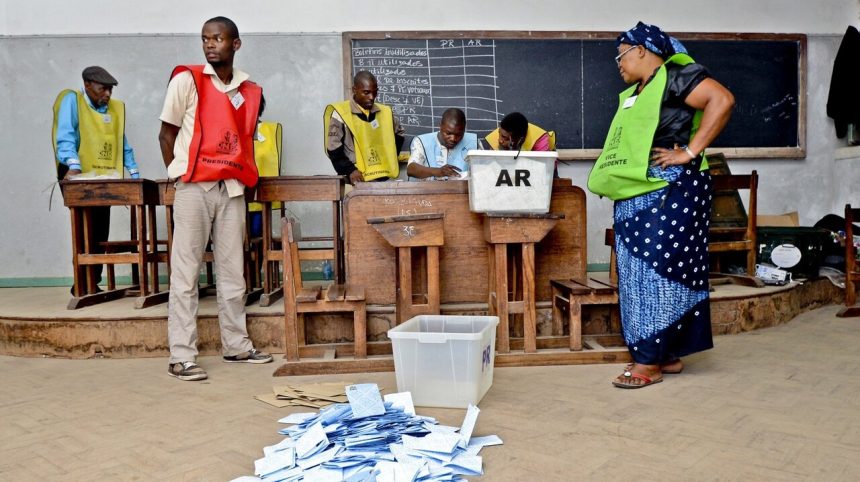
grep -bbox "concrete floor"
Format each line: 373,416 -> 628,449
2,304 -> 859,481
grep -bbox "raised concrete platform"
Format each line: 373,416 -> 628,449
0,277 -> 843,360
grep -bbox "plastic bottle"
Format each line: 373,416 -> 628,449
322,260 -> 334,280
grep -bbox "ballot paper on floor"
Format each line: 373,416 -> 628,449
233,387 -> 503,481
345,383 -> 386,419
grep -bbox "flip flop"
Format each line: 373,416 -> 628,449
612,370 -> 663,389
624,361 -> 683,375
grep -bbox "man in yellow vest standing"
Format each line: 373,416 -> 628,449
52,66 -> 140,294
324,71 -> 405,184
158,16 -> 272,382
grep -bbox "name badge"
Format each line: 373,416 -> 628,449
622,96 -> 637,109
231,92 -> 245,110
102,114 -> 111,123
370,119 -> 380,129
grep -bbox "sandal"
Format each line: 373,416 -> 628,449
625,360 -> 683,375
612,369 -> 663,389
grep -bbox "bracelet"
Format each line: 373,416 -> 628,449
684,146 -> 697,159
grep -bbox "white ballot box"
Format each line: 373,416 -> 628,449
388,315 -> 498,408
466,150 -> 557,214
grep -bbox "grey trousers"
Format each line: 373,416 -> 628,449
167,181 -> 253,363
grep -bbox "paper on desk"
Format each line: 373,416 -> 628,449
263,437 -> 297,456
346,383 -> 386,419
67,172 -> 121,180
383,392 -> 416,416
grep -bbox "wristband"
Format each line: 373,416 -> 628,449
684,146 -> 697,159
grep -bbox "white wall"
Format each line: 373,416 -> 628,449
2,0 -> 857,35
1,0 -> 859,281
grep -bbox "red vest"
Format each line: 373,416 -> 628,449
172,65 -> 262,187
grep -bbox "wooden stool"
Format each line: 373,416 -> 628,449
483,213 -> 561,353
550,278 -> 619,351
367,213 -> 444,325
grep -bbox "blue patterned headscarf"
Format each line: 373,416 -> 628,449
616,21 -> 688,59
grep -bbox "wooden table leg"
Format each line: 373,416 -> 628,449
427,246 -> 440,314
69,208 -> 84,298
136,205 -> 148,296
396,246 -> 412,325
522,242 -> 537,353
493,243 -> 510,353
568,295 -> 583,351
262,203 -> 274,295
148,204 -> 159,294
82,207 -> 98,294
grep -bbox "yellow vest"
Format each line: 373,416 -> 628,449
323,100 -> 399,180
52,89 -> 125,177
485,123 -> 556,151
248,121 -> 283,212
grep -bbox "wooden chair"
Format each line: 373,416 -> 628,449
709,170 -> 760,285
281,218 -> 366,362
838,204 -> 860,317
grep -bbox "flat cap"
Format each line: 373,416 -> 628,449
81,66 -> 118,86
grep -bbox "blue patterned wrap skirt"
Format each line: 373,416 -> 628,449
614,162 -> 714,364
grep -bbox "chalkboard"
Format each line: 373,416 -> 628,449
345,32 -> 806,159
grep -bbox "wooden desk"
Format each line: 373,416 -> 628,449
255,175 -> 346,306
60,179 -> 159,309
343,179 -> 587,305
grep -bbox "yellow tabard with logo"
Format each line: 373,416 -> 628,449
248,121 -> 283,212
52,89 -> 125,177
324,100 -> 398,181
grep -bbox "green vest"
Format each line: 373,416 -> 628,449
52,89 -> 125,178
587,53 -> 707,201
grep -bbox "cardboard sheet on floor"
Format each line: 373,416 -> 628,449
255,382 -> 383,408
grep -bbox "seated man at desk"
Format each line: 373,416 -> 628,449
483,111 -> 554,152
406,108 -> 478,180
52,65 -> 140,293
324,70 -> 405,184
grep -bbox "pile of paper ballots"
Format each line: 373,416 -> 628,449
232,383 -> 502,482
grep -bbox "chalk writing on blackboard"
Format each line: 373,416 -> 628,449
353,39 -> 503,139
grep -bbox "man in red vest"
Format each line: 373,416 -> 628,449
158,16 -> 271,381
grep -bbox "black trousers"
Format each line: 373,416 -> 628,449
79,206 -> 110,288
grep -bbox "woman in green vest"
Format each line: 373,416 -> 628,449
587,22 -> 735,389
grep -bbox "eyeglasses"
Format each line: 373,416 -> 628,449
614,45 -> 638,65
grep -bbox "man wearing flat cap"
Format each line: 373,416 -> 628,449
52,66 -> 140,294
